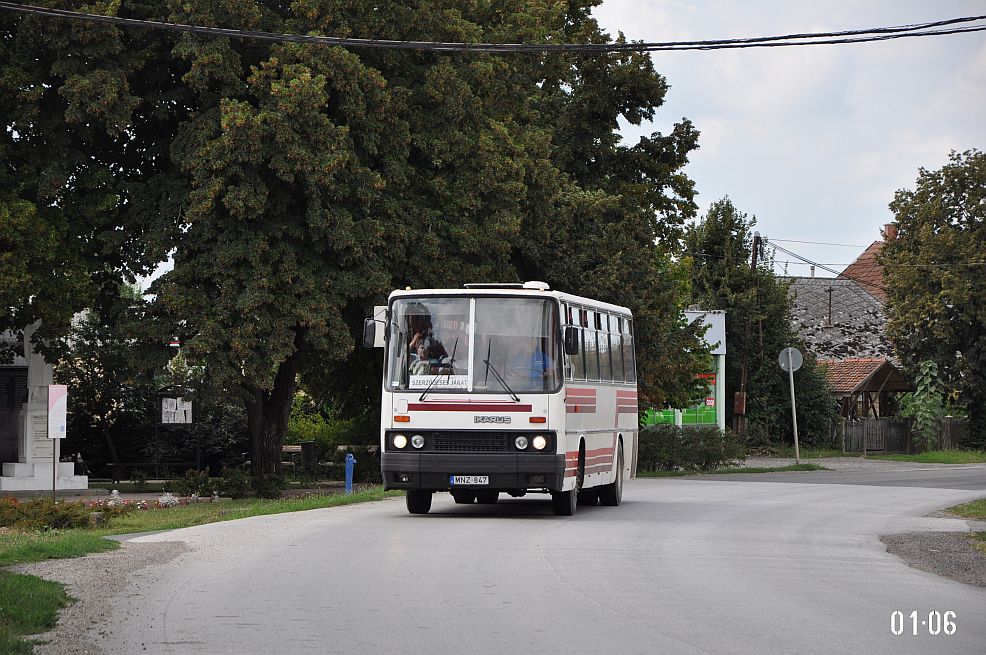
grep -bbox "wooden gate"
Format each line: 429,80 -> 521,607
843,417 -> 967,453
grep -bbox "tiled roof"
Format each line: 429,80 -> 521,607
786,277 -> 895,361
817,358 -> 912,395
839,241 -> 886,303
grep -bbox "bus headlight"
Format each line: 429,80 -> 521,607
393,434 -> 408,449
515,436 -> 529,450
532,435 -> 548,451
411,434 -> 425,449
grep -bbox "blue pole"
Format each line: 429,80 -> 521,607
345,453 -> 357,494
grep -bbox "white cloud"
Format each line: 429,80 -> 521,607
592,0 -> 986,271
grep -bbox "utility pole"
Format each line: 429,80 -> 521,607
734,231 -> 761,436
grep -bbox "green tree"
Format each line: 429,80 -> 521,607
685,198 -> 836,443
4,0 -> 707,485
882,149 -> 986,446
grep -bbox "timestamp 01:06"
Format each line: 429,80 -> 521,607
890,610 -> 956,636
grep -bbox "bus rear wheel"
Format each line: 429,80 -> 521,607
406,490 -> 433,514
598,445 -> 624,507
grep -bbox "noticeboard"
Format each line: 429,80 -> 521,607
160,396 -> 194,424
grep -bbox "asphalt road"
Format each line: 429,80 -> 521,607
104,471 -> 986,655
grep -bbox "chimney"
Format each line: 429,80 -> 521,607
882,223 -> 898,240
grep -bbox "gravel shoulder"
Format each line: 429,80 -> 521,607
6,540 -> 188,655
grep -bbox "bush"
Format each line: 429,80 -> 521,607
331,445 -> 381,483
129,470 -> 149,491
0,497 -> 129,530
638,425 -> 746,472
252,474 -> 284,499
169,468 -> 212,496
218,468 -> 251,499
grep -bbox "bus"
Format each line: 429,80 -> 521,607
362,281 -> 638,516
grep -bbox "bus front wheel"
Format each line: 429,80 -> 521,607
406,490 -> 433,514
551,490 -> 577,516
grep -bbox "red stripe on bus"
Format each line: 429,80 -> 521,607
566,388 -> 597,397
565,406 -> 596,414
407,403 -> 533,412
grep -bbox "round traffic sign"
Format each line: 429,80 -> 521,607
778,347 -> 803,373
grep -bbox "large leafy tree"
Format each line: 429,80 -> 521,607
882,150 -> 986,447
3,0 -> 707,483
685,198 -> 836,442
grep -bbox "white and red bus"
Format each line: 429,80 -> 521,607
363,281 -> 638,515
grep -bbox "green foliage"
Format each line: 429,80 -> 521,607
169,469 -> 213,496
0,498 -> 128,531
883,150 -> 986,446
5,1 -> 705,480
685,198 -> 838,443
218,468 -> 251,499
251,475 -> 285,500
910,361 -> 946,451
129,470 -> 149,491
637,425 -> 746,472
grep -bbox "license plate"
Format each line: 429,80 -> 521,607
450,475 -> 489,486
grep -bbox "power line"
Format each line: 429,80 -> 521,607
768,238 -> 869,248
1,3 -> 984,53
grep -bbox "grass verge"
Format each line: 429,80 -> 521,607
868,450 -> 986,464
0,571 -> 73,654
638,463 -> 828,478
0,486 -> 400,653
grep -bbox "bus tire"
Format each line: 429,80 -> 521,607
475,491 -> 498,504
598,445 -> 624,507
406,490 -> 433,514
577,489 -> 597,506
551,490 -> 576,516
451,490 -> 476,504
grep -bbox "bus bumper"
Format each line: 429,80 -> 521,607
381,453 -> 566,492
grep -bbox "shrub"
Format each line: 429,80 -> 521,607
638,425 -> 746,472
170,468 -> 212,496
252,474 -> 284,499
0,498 -> 129,530
332,445 -> 382,483
218,468 -> 251,499
129,470 -> 149,490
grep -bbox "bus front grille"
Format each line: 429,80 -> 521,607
432,433 -> 508,453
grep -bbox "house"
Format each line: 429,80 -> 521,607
786,224 -> 912,414
818,357 -> 912,419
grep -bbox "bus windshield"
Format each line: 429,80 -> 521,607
387,296 -> 561,394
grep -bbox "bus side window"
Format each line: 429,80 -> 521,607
598,314 -> 613,381
623,318 -> 636,383
584,322 -> 600,381
611,315 -> 625,383
569,307 -> 586,380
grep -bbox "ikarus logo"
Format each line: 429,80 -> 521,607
474,416 -> 511,424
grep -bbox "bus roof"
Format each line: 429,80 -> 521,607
388,285 -> 633,317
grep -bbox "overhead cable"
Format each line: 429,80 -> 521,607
0,2 -> 984,53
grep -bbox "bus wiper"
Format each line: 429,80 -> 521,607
483,356 -> 520,403
419,337 -> 458,402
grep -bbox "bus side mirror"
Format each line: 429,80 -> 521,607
564,326 -> 579,356
362,319 -> 377,348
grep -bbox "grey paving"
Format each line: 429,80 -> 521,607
84,475 -> 986,655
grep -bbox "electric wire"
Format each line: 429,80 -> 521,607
0,2 -> 984,53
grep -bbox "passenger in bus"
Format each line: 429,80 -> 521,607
409,327 -> 447,360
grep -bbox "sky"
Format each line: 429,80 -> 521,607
591,0 -> 986,277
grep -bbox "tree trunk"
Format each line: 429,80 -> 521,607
243,328 -> 305,479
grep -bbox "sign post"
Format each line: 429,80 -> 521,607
778,348 -> 803,464
48,385 -> 68,502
